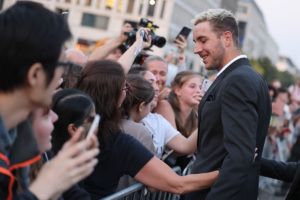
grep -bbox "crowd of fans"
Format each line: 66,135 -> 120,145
259,79 -> 300,198
1,2 -> 299,200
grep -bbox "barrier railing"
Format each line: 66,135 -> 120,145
101,166 -> 181,200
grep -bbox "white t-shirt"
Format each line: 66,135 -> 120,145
141,113 -> 179,158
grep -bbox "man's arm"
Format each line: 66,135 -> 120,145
260,158 -> 298,182
206,74 -> 259,199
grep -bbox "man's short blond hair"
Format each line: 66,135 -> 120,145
192,9 -> 240,48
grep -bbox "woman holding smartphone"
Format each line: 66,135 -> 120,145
22,93 -> 99,200
51,89 -> 97,154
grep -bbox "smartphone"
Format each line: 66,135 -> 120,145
86,114 -> 100,139
175,26 -> 192,40
201,78 -> 212,93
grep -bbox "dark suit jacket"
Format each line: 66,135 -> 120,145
261,158 -> 300,200
186,58 -> 271,200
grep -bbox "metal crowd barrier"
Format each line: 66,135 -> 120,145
101,166 -> 181,200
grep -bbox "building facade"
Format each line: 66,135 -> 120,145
236,0 -> 279,65
277,55 -> 299,75
2,0 -> 279,73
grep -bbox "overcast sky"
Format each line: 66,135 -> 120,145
255,0 -> 300,68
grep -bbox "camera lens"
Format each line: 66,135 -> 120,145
152,35 -> 166,48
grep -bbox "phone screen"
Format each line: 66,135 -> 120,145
201,79 -> 212,93
175,26 -> 192,40
86,114 -> 100,139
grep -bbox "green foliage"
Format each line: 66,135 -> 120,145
277,71 -> 295,87
250,57 -> 295,87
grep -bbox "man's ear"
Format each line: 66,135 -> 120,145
27,63 -> 44,87
222,31 -> 233,47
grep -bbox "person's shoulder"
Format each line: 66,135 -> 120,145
156,99 -> 171,107
115,130 -> 149,145
114,130 -> 133,140
121,119 -> 135,131
122,120 -> 151,137
156,99 -> 172,110
228,63 -> 264,84
142,112 -> 157,121
115,131 -> 153,156
148,112 -> 169,124
122,119 -> 144,129
143,113 -> 176,133
108,131 -> 139,154
154,100 -> 174,115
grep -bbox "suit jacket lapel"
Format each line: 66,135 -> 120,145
198,58 -> 251,122
197,58 -> 251,149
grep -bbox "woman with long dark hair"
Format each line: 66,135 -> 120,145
76,60 -> 218,199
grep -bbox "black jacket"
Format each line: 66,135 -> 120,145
261,158 -> 300,200
186,58 -> 271,200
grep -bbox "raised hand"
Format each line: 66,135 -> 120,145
29,127 -> 99,200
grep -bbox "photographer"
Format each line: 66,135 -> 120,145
118,27 -> 152,73
89,23 -> 152,74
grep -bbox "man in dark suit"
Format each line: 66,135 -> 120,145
186,9 -> 271,200
260,158 -> 300,200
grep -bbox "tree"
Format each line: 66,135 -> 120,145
250,57 -> 295,88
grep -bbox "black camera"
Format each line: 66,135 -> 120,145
124,18 -> 166,49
